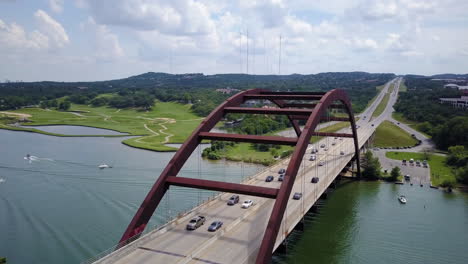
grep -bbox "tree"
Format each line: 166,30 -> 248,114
361,151 -> 381,180
390,166 -> 401,181
455,164 -> 468,185
447,145 -> 468,167
58,101 -> 71,111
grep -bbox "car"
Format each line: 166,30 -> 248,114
422,160 -> 427,165
423,164 -> 428,168
278,168 -> 286,174
278,174 -> 284,181
320,144 -> 326,148
318,161 -> 325,166
311,177 -> 319,183
404,174 -> 411,181
265,175 -> 274,182
208,221 -> 223,232
241,200 -> 253,208
227,195 -> 239,205
324,147 -> 329,151
331,142 -> 336,146
293,192 -> 302,200
397,122 -> 400,125
339,138 -> 343,140
309,155 -> 316,161
340,151 -> 345,155
371,124 -> 374,127
186,216 -> 206,230
311,148 -> 318,154
334,137 -> 338,140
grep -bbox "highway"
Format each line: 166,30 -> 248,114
93,78 -> 399,264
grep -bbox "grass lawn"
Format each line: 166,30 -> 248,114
392,112 -> 431,138
365,84 -> 386,111
1,102 -> 202,151
399,80 -> 408,92
385,151 -> 456,186
374,120 -> 418,147
372,83 -> 393,118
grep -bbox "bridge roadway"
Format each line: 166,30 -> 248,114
94,78 -> 399,264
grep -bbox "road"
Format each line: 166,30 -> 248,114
92,78 -> 398,264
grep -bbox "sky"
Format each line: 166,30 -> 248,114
0,0 -> 467,82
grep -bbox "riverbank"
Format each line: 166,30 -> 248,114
1,102 -> 202,151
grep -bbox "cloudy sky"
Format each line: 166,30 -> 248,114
1,0 -> 467,81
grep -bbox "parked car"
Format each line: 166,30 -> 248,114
278,174 -> 284,181
293,192 -> 302,200
186,216 -> 205,230
320,144 -> 326,148
265,175 -> 274,182
208,221 -> 223,232
309,155 -> 316,161
340,151 -> 345,155
318,161 -> 325,166
278,168 -> 286,174
241,200 -> 253,208
371,124 -> 374,127
324,147 -> 329,151
227,195 -> 239,205
311,177 -> 319,183
331,142 -> 336,146
404,174 -> 411,181
311,148 -> 318,154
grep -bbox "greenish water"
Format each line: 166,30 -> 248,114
1,128 -> 467,264
0,129 -> 261,264
273,181 -> 468,264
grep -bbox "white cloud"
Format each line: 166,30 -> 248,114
80,0 -> 215,36
34,9 -> 69,48
84,18 -> 124,61
49,0 -> 64,13
0,19 -> 49,51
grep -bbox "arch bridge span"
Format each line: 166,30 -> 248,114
114,88 -> 362,264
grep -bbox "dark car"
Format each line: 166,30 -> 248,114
227,195 -> 239,205
266,175 -> 274,182
186,216 -> 205,230
208,221 -> 223,232
293,192 -> 302,200
278,174 -> 284,181
311,177 -> 319,183
278,168 -> 286,174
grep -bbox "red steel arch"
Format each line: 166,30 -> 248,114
118,88 -> 361,263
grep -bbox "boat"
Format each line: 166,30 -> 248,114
98,164 -> 112,169
398,195 -> 407,204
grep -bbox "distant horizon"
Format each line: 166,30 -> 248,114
2,71 -> 468,84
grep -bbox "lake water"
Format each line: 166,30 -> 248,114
1,127 -> 467,264
0,128 -> 261,264
21,125 -> 128,135
272,181 -> 468,264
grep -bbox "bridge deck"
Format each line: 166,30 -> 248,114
93,78 -> 398,264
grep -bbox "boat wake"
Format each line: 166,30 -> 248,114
0,178 -> 5,184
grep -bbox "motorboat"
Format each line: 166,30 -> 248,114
398,195 -> 407,204
98,164 -> 112,169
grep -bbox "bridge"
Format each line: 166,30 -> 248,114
91,78 -> 399,264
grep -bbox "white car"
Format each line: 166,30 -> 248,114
318,161 -> 325,166
241,200 -> 253,209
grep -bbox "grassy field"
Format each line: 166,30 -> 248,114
365,84 -> 386,110
385,151 -> 455,186
399,80 -> 408,92
371,82 -> 394,118
1,102 -> 202,151
392,112 -> 431,138
374,120 -> 418,147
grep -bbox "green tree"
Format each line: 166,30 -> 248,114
0,257 -> 6,264
58,101 -> 71,111
455,164 -> 468,185
390,166 -> 401,181
361,151 -> 381,180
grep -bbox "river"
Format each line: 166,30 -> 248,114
1,128 -> 467,264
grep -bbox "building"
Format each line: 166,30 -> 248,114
215,87 -> 240,94
439,96 -> 468,110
